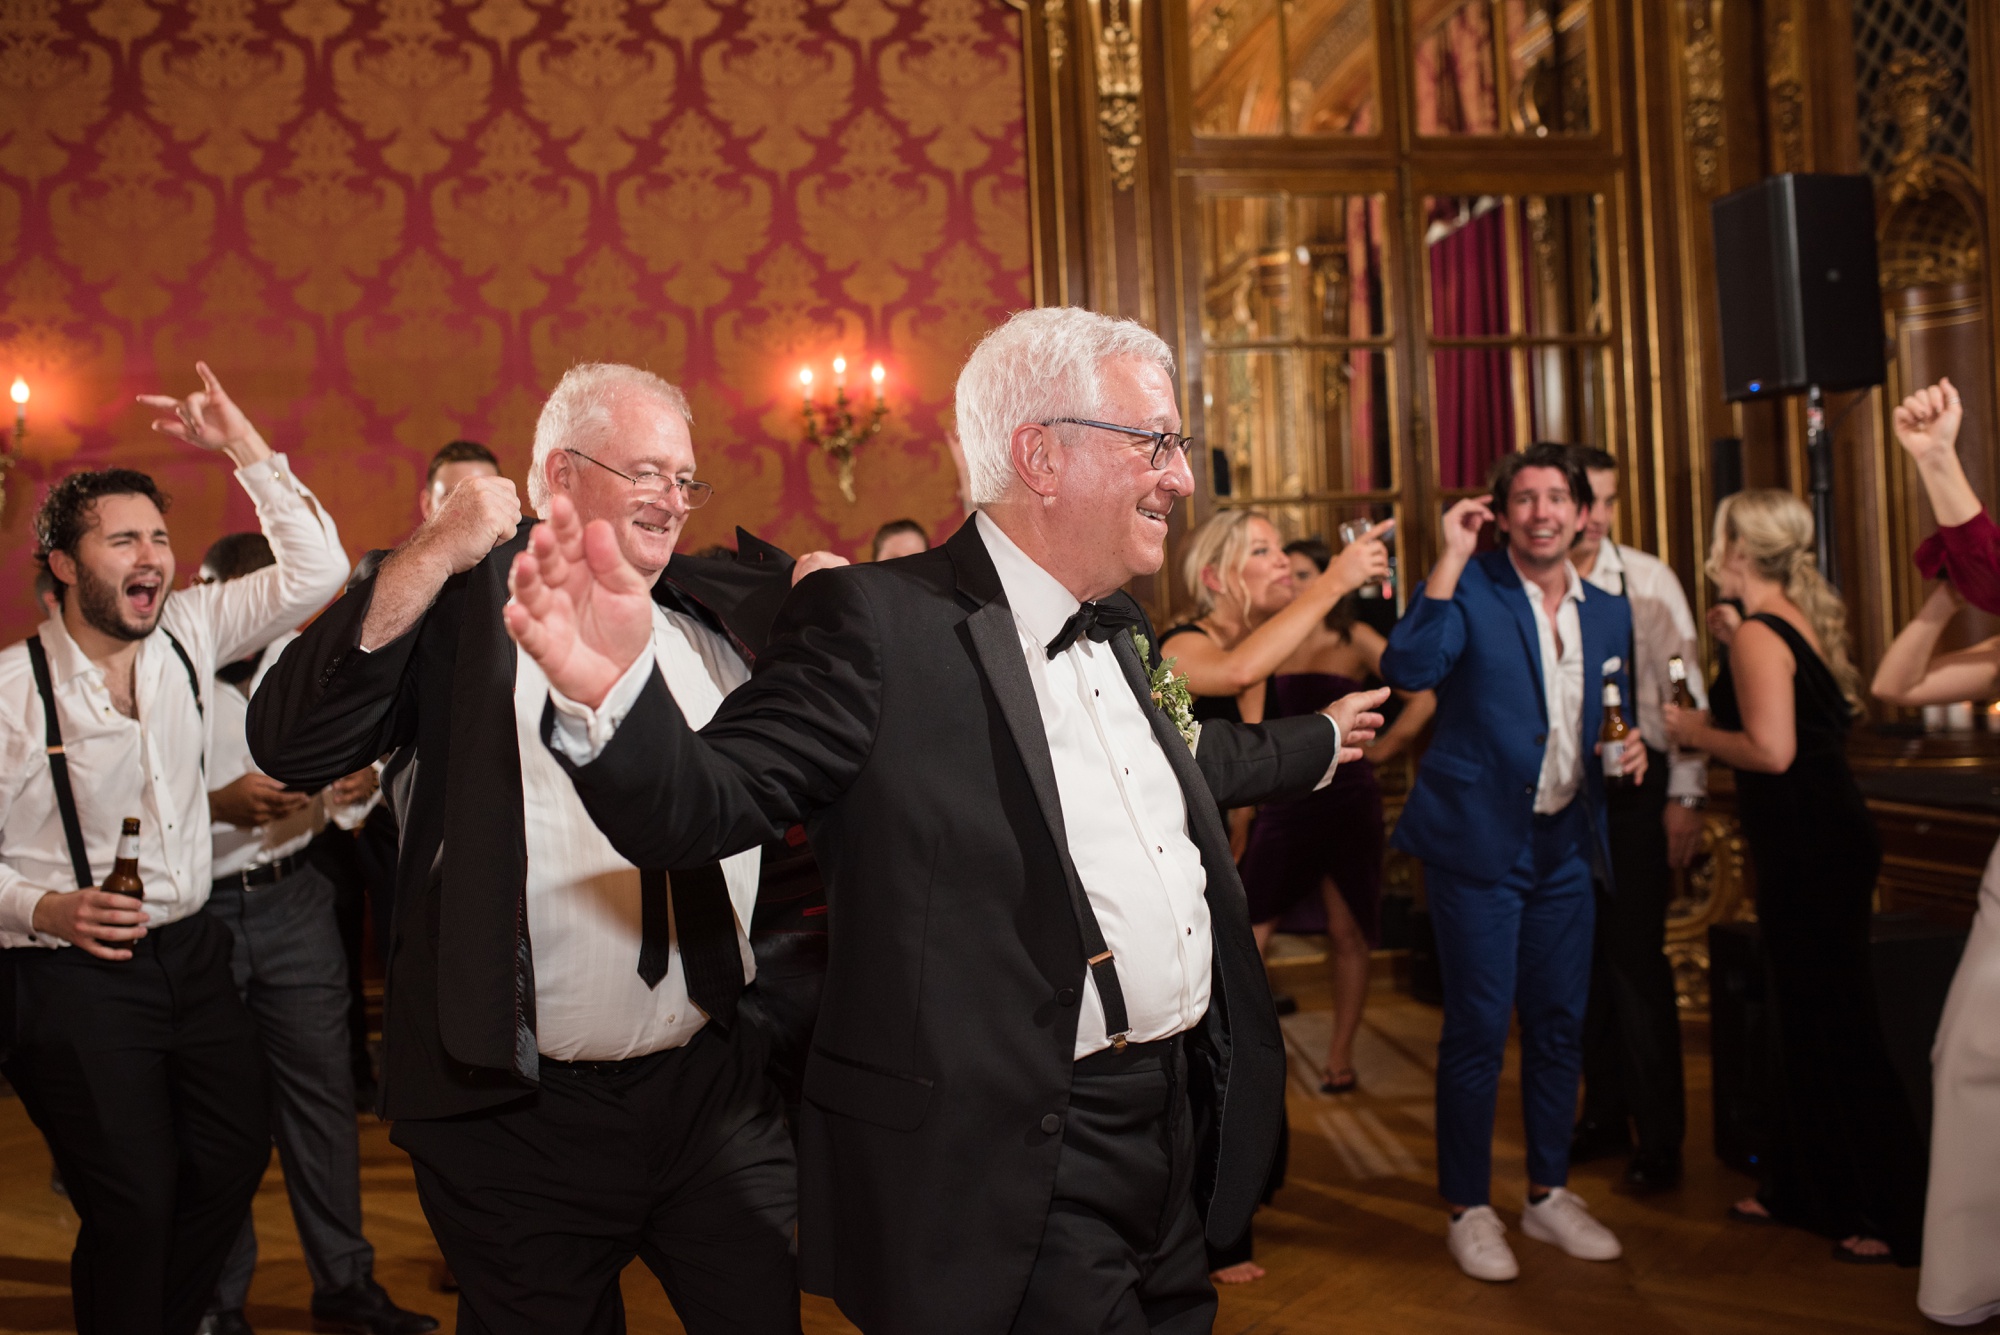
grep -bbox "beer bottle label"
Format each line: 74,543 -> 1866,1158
1602,739 -> 1624,773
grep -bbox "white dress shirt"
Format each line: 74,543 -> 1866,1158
524,600 -> 762,1062
211,629 -> 324,881
0,456 -> 348,945
1512,553 -> 1587,815
974,513 -> 1214,1058
1580,540 -> 1710,800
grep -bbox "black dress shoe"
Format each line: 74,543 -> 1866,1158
1623,1150 -> 1682,1193
200,1313 -> 254,1335
311,1280 -> 440,1335
1569,1119 -> 1632,1165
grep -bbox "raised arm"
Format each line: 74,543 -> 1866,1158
1379,497 -> 1488,691
511,497 -> 880,870
1349,623 -> 1436,764
139,363 -> 349,661
1895,378 -> 1979,527
1170,521 -> 1393,695
1871,582 -> 2000,706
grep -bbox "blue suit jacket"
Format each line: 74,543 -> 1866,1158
1380,547 -> 1634,886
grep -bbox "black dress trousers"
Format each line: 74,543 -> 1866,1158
2,912 -> 272,1335
1580,746 -> 1687,1157
1009,1038 -> 1217,1335
390,1018 -> 801,1335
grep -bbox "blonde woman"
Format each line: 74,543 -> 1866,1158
1158,507 -> 1389,1287
1664,489 -> 1925,1267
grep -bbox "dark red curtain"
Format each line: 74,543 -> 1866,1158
1429,201 -> 1513,489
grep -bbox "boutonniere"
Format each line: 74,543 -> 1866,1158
1132,632 -> 1201,752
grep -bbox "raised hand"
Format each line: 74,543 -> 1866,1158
504,493 -> 654,709
1329,518 -> 1395,592
413,474 -> 522,577
1892,378 -> 1963,468
1706,602 -> 1742,648
1440,497 -> 1493,562
136,361 -> 272,468
1323,685 -> 1391,766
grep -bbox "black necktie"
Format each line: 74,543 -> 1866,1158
1045,599 -> 1142,659
638,864 -> 743,1028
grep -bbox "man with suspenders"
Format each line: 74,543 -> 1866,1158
0,364 -> 348,1334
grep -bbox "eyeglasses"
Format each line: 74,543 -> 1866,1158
1041,418 -> 1197,471
566,448 -> 714,509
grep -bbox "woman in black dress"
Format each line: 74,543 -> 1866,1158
1664,489 -> 1926,1266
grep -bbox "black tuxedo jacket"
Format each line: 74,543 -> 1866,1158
245,524 -> 804,1121
550,520 -> 1336,1334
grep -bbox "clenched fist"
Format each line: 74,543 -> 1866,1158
415,474 -> 522,576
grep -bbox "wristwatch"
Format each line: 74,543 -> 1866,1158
1673,795 -> 1707,811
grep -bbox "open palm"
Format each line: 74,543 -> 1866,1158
504,495 -> 654,709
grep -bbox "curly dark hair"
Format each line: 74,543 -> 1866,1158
1489,441 -> 1589,516
33,469 -> 171,586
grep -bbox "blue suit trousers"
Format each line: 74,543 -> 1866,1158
1424,800 -> 1595,1207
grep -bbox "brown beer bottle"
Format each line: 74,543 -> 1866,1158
102,817 -> 143,898
1667,655 -> 1696,709
1601,683 -> 1633,791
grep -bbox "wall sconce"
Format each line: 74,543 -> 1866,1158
800,356 -> 888,503
1,376 -> 24,519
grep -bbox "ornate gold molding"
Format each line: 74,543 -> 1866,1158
1766,1 -> 1806,172
1877,50 -> 1953,206
1666,811 -> 1754,1016
1095,0 -> 1141,191
1682,0 -> 1725,195
1045,0 -> 1068,74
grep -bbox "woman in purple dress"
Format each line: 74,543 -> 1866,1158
1241,538 -> 1434,1093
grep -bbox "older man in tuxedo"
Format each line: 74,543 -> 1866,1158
248,364 -> 834,1335
503,308 -> 1388,1335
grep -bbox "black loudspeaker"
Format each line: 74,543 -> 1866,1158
1708,914 -> 1967,1175
1711,174 -> 1886,401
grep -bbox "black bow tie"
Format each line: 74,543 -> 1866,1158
1046,600 -> 1142,659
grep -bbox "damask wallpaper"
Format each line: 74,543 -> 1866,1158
0,0 -> 1029,642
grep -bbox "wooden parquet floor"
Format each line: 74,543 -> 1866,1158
0,971 -> 1967,1333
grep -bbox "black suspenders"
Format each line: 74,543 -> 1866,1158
24,629 -> 205,891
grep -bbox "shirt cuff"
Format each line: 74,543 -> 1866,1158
1314,714 -> 1341,790
0,875 -> 63,949
546,650 -> 655,766
233,452 -> 301,500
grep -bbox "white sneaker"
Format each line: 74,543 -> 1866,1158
1447,1206 -> 1520,1281
1520,1187 -> 1623,1260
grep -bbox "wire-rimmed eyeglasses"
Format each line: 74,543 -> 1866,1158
1040,418 -> 1197,471
566,448 -> 715,509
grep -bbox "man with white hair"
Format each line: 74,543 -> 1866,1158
247,364 -> 814,1335
500,308 -> 1389,1334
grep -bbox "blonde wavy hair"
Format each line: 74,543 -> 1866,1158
1707,488 -> 1862,709
1180,509 -> 1274,619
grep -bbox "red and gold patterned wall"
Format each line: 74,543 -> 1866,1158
0,0 -> 1029,641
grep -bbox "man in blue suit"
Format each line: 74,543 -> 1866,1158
1382,442 -> 1644,1283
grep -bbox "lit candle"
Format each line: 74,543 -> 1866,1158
799,366 -> 813,405
1984,701 -> 2000,734
871,362 -> 885,402
1948,700 -> 1976,732
832,355 -> 847,389
9,376 -> 25,441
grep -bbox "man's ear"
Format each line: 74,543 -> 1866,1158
544,448 -> 574,502
1009,423 -> 1059,499
46,550 -> 77,588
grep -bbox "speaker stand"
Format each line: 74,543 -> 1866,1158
1806,384 -> 1840,590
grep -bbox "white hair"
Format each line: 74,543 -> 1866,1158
954,308 -> 1176,505
528,363 -> 693,514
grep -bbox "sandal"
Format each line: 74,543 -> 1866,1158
1831,1239 -> 1895,1266
1320,1068 -> 1358,1094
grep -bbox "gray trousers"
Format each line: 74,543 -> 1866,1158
206,861 -> 374,1308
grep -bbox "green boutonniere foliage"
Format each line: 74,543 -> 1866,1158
1132,632 -> 1200,751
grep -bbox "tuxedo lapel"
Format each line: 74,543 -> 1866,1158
963,598 -> 1079,873
438,524 -> 535,1078
1106,623 -> 1231,858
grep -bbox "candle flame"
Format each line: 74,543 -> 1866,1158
870,362 -> 885,385
8,377 -> 26,406
798,367 -> 813,387
831,355 -> 847,376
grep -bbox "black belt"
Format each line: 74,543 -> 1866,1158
211,850 -> 310,893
